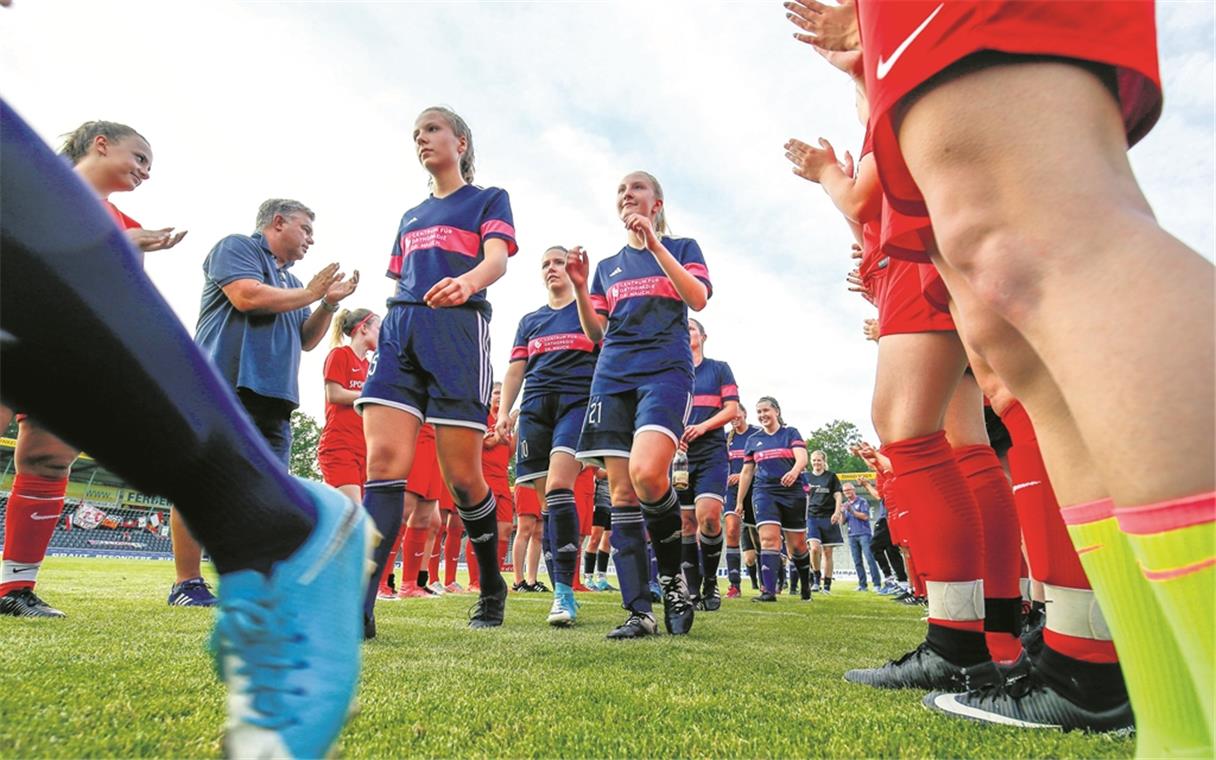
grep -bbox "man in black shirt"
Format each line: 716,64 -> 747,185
805,450 -> 843,592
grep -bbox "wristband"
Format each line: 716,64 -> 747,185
320,299 -> 338,313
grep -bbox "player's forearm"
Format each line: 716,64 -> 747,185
650,243 -> 708,311
300,307 -> 334,351
573,285 -> 606,343
461,246 -> 508,293
499,362 -> 526,420
702,401 -> 739,433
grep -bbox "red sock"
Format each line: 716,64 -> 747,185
443,525 -> 462,586
956,444 -> 1024,662
400,527 -> 429,590
497,538 -> 510,571
428,531 -> 441,581
1001,401 -> 1117,664
377,520 -> 406,593
466,537 -> 480,587
0,473 -> 69,596
885,431 -> 985,635
881,472 -> 926,596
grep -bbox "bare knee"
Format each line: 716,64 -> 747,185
628,459 -> 668,503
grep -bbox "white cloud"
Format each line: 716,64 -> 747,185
2,1 -> 1210,449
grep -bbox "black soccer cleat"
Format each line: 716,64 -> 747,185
606,611 -> 658,639
0,588 -> 66,618
659,574 -> 695,635
751,592 -> 778,603
363,612 -> 376,641
801,583 -> 813,602
701,581 -> 722,612
923,661 -> 1134,733
844,641 -> 1002,692
468,587 -> 507,629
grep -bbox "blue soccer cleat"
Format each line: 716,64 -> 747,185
546,582 -> 579,627
168,577 -> 218,607
211,478 -> 378,759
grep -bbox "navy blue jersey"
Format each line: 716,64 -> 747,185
588,237 -> 711,394
686,357 -> 738,460
510,301 -> 599,399
744,425 -> 808,491
385,185 -> 517,317
728,424 -> 762,478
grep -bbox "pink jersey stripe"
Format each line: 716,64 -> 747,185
399,224 -> 481,259
589,294 -> 609,313
721,384 -> 739,399
693,394 -> 721,408
510,346 -> 529,361
480,219 -> 519,255
1142,556 -> 1216,582
1115,492 -> 1215,536
527,332 -> 597,357
754,448 -> 795,461
684,262 -> 710,280
605,276 -> 681,313
729,450 -> 747,459
1060,498 -> 1116,526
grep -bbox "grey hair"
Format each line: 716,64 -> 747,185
255,199 -> 314,232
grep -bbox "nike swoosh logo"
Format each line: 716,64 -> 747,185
876,3 -> 944,80
30,513 -> 59,521
1011,481 -> 1042,494
11,566 -> 36,574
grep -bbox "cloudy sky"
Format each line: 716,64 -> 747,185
2,1 -> 1212,444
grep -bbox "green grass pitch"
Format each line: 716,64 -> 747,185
0,558 -> 1133,758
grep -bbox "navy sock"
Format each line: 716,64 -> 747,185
700,530 -> 723,589
546,489 -> 579,587
726,547 -> 741,586
648,542 -> 659,584
596,549 -> 610,574
681,533 -> 701,594
362,480 -> 405,617
793,549 -> 812,590
541,512 -> 555,588
610,506 -> 652,614
824,575 -> 833,591
584,547 -> 596,576
747,562 -> 759,588
459,491 -> 505,595
813,570 -> 822,586
788,561 -> 799,587
640,489 -> 682,578
760,550 -> 781,595
0,104 -> 318,576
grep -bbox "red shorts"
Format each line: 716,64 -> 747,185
490,480 -> 514,523
408,426 -> 445,501
574,468 -> 596,536
439,487 -> 455,513
859,0 -> 1163,261
515,484 -> 541,518
319,448 -> 365,489
874,257 -> 955,337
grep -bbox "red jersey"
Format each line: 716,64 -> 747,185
482,413 -> 511,489
104,199 -> 141,231
319,346 -> 369,456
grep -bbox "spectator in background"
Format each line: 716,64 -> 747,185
861,479 -> 908,594
195,198 -> 359,464
842,482 -> 882,592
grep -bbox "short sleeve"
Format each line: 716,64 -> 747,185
206,235 -> 265,288
718,361 -> 739,403
510,316 -> 530,362
323,347 -> 352,386
787,427 -> 806,449
589,264 -> 608,316
830,473 -> 843,494
386,225 -> 404,280
480,188 -> 518,256
677,238 -> 712,299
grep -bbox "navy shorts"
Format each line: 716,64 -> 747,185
356,304 -> 491,430
678,449 -> 728,509
514,392 -> 588,484
807,514 -> 845,546
725,485 -> 756,526
592,504 -> 612,529
577,381 -> 691,463
753,487 -> 808,532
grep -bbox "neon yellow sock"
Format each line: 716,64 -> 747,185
1116,493 -> 1215,736
1063,499 -> 1211,758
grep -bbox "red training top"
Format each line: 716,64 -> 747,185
319,345 -> 369,456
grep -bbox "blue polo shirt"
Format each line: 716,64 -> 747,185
195,232 -> 311,407
843,496 -> 872,537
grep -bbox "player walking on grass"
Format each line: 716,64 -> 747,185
678,318 -> 739,611
569,171 -> 711,639
356,106 -> 518,633
724,408 -> 761,598
736,397 -> 814,603
1,100 -> 374,758
1,118 -> 191,618
496,245 -> 600,625
804,450 -> 843,594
